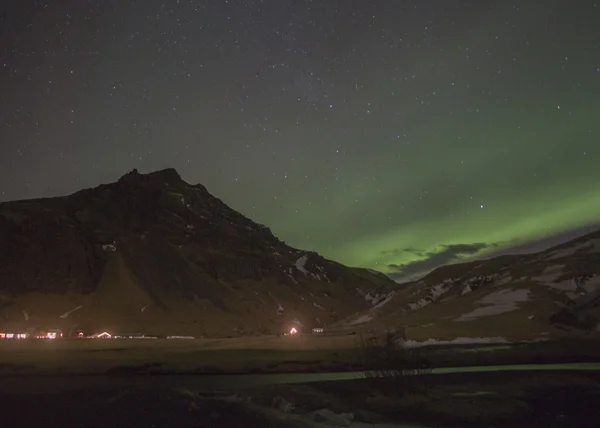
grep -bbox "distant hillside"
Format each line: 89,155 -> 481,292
336,230 -> 600,341
0,168 -> 393,337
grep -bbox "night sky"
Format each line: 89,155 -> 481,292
1,1 -> 599,281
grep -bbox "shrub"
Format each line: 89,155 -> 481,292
358,328 -> 432,396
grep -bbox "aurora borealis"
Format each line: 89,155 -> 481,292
1,1 -> 599,280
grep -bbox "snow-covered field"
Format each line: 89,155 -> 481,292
404,336 -> 510,348
348,314 -> 373,325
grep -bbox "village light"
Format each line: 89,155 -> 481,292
290,327 -> 298,335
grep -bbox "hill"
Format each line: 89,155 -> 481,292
0,169 -> 393,337
337,229 -> 600,341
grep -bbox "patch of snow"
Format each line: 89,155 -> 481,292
431,279 -> 453,299
582,275 -> 600,293
22,310 -> 29,321
493,274 -> 514,287
547,279 -> 578,292
186,224 -> 194,230
365,293 -> 373,302
313,302 -> 326,310
373,291 -> 395,309
287,274 -> 298,284
408,298 -> 430,311
406,279 -> 454,311
462,285 -> 472,295
141,305 -> 148,313
456,289 -> 530,321
309,408 -> 354,426
366,268 -> 380,275
404,337 -> 510,348
349,314 -> 372,325
295,255 -> 309,275
566,291 -> 584,299
180,196 -> 186,205
269,292 -> 284,314
59,305 -> 83,319
102,243 -> 116,251
273,252 -> 281,256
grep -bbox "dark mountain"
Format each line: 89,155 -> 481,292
0,168 -> 393,336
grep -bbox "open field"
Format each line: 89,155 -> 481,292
0,335 -> 361,375
3,334 -> 600,375
2,335 -> 600,427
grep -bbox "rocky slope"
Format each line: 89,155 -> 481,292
0,169 -> 393,337
337,230 -> 600,341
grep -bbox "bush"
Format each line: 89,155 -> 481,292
359,329 -> 432,396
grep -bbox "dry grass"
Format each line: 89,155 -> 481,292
0,334 -> 363,375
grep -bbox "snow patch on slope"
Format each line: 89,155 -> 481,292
373,291 -> 395,309
457,289 -> 530,321
404,337 -> 510,348
407,279 -> 454,310
269,292 -> 284,314
349,314 -> 373,325
60,305 -> 83,319
295,255 -> 309,275
102,243 -> 116,251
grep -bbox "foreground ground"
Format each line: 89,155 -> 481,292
2,336 -> 600,427
2,334 -> 600,375
1,371 -> 599,427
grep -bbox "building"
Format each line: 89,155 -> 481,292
312,328 -> 324,333
0,332 -> 27,339
47,329 -> 63,339
0,323 -> 29,339
114,333 -> 145,339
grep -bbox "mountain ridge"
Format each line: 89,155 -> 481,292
336,228 -> 600,340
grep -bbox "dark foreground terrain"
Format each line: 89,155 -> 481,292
1,371 -> 600,427
3,336 -> 600,375
3,338 -> 600,427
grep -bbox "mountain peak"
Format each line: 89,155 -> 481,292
147,168 -> 182,182
116,168 -> 184,188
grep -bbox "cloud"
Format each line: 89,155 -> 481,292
381,247 -> 426,258
387,242 -> 491,281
